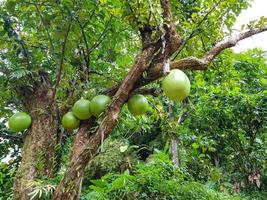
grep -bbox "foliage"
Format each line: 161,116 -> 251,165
84,138 -> 138,182
81,48 -> 267,199
0,162 -> 15,199
26,180 -> 56,200
83,152 -> 242,200
179,49 -> 267,191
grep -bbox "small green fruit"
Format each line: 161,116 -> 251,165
8,112 -> 32,132
128,94 -> 148,116
72,99 -> 91,120
90,95 -> 111,117
162,69 -> 190,101
62,112 -> 80,130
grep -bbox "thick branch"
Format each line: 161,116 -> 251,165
52,42 -> 160,200
159,0 -> 182,56
147,57 -> 207,81
160,0 -> 172,23
147,26 -> 267,83
204,27 -> 267,62
106,26 -> 267,96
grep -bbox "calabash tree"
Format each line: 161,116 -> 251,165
0,0 -> 267,199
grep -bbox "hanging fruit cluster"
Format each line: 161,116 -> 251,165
8,69 -> 190,132
61,95 -> 111,130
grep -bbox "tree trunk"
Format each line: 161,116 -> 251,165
169,99 -> 189,166
170,138 -> 180,166
13,77 -> 59,200
69,119 -> 96,200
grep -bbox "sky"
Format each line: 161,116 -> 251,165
232,0 -> 267,53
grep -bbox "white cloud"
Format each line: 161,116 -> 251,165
232,0 -> 267,53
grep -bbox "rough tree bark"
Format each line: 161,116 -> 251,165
68,119 -> 96,200
13,74 -> 59,200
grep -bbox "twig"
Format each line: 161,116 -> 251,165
172,0 -> 224,60
53,20 -> 72,99
76,17 -> 90,68
125,0 -> 141,27
33,2 -> 55,53
24,1 -> 53,7
88,16 -> 113,54
1,14 -> 32,68
82,10 -> 96,28
0,133 -> 23,141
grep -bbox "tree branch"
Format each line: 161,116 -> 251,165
203,26 -> 267,62
160,0 -> 172,22
0,133 -> 23,141
53,20 -> 72,98
106,25 -> 267,96
159,0 -> 182,56
52,38 -> 161,200
147,26 -> 267,82
88,16 -> 113,54
33,3 -> 55,53
76,17 -> 90,68
147,0 -> 182,76
172,0 -> 224,60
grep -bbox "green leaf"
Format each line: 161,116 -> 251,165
111,177 -> 125,190
91,179 -> 107,188
119,145 -> 128,153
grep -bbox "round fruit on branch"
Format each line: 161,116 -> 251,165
62,112 -> 80,130
89,95 -> 111,117
72,99 -> 91,120
162,69 -> 190,101
8,112 -> 32,132
128,94 -> 149,116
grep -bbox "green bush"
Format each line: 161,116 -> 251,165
0,162 -> 15,200
82,153 -> 243,200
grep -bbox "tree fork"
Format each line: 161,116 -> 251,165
52,36 -> 162,199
